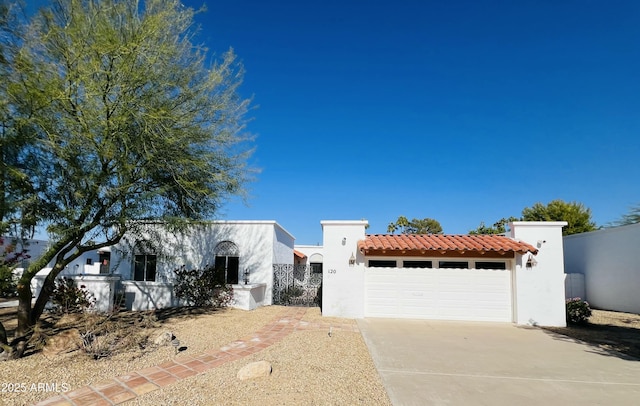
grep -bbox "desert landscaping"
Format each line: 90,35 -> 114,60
0,304 -> 391,405
2,301 -> 640,405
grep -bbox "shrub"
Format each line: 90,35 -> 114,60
50,277 -> 96,314
314,283 -> 322,310
76,312 -> 158,359
280,285 -> 303,304
173,265 -> 234,308
0,266 -> 18,298
566,297 -> 592,324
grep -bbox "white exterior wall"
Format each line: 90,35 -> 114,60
273,224 -> 296,264
321,220 -> 368,318
509,221 -> 567,327
293,245 -> 324,265
564,223 -> 640,313
112,221 -> 294,309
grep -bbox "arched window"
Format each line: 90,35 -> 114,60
214,241 -> 240,284
309,253 -> 323,274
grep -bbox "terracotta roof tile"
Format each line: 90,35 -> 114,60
358,234 -> 537,255
293,250 -> 306,259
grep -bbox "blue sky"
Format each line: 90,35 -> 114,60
30,1 -> 640,244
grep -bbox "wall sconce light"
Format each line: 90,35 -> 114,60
342,237 -> 346,245
348,253 -> 356,267
525,254 -> 538,269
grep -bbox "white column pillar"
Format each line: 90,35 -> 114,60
509,221 -> 567,326
321,220 -> 368,318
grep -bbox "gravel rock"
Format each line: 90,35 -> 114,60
1,306 -> 391,406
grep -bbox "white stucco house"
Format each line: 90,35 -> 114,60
31,221 -> 295,312
22,219 -> 569,326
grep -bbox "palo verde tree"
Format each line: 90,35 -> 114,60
0,0 -> 253,358
387,216 -> 443,234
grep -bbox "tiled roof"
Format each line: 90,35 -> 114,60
293,249 -> 306,259
358,234 -> 538,255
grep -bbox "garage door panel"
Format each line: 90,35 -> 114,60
365,267 -> 512,322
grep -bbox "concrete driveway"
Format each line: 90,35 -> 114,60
358,318 -> 640,406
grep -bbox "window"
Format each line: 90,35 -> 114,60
214,241 -> 240,284
403,260 -> 432,268
368,260 -> 397,268
309,253 -> 323,273
475,261 -> 507,270
134,254 -> 157,281
99,251 -> 111,274
438,261 -> 468,269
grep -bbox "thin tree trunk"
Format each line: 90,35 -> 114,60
30,268 -> 59,325
0,320 -> 8,349
15,279 -> 32,337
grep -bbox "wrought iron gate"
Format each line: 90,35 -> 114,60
273,264 -> 322,306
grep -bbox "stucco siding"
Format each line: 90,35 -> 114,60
564,223 -> 640,313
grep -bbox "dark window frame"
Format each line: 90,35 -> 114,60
368,260 -> 397,268
310,262 -> 323,274
403,260 -> 433,268
214,241 -> 241,285
134,254 -> 157,282
438,261 -> 469,269
475,261 -> 507,270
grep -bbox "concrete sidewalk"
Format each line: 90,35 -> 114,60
358,318 -> 640,405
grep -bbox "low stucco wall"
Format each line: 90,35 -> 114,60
231,283 -> 267,310
122,280 -> 268,312
32,273 -> 120,313
122,281 -> 180,311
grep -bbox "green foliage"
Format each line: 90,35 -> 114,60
608,203 -> 640,227
280,285 -> 304,304
173,265 -> 234,308
469,216 -> 519,235
50,277 -> 96,314
0,0 -> 254,337
0,265 -> 17,297
521,200 -> 597,236
387,216 -> 443,234
0,237 -> 31,297
566,298 -> 592,324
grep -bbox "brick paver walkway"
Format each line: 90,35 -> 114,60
33,307 -> 359,406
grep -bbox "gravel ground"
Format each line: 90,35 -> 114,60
0,306 -> 391,406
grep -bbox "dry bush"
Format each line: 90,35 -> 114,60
77,312 -> 159,359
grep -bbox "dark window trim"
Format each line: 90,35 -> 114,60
310,262 -> 323,274
368,260 -> 397,268
475,261 -> 507,270
403,260 -> 433,268
134,254 -> 157,282
438,261 -> 469,269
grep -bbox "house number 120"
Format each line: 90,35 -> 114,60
327,269 -> 337,274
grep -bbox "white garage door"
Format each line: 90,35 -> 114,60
365,267 -> 513,322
